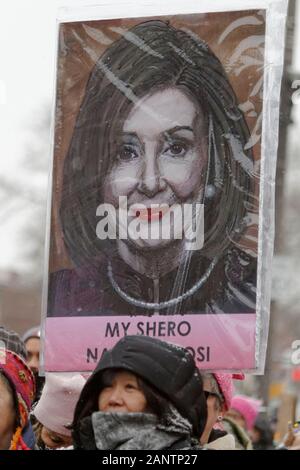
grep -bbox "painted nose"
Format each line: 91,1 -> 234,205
138,152 -> 166,197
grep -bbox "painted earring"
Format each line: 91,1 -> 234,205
205,184 -> 216,199
217,416 -> 223,422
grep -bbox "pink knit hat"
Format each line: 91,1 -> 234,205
213,373 -> 244,411
213,373 -> 233,411
33,373 -> 86,436
230,395 -> 262,430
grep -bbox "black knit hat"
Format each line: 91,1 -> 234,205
73,335 -> 207,437
0,326 -> 27,360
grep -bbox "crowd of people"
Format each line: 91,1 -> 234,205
0,325 -> 299,451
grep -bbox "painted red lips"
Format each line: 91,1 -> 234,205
135,206 -> 169,222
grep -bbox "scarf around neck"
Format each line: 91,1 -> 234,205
90,405 -> 197,450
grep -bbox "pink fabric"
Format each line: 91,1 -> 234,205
0,350 -> 35,428
213,373 -> 245,410
213,373 -> 234,411
230,395 -> 261,430
33,373 -> 86,436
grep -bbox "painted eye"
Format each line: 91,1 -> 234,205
170,143 -> 186,154
164,141 -> 189,157
118,145 -> 139,161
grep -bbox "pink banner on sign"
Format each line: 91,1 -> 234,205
44,314 -> 256,372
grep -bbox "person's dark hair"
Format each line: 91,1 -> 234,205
60,19 -> 256,270
32,420 -> 44,449
72,368 -> 206,438
252,414 -> 274,450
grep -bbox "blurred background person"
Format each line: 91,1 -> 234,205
227,395 -> 261,432
249,414 -> 275,450
22,326 -> 41,374
32,372 -> 86,449
200,373 -> 235,449
200,373 -> 251,450
0,326 -> 36,449
0,349 -> 35,450
22,326 -> 44,401
224,394 -> 262,449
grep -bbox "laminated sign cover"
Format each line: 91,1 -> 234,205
43,5 -> 286,372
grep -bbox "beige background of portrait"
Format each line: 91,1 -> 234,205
49,10 -> 265,272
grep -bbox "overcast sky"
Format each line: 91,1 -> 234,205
0,0 -> 299,273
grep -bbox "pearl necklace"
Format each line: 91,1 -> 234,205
107,257 -> 218,311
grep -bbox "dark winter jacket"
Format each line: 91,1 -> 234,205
48,249 -> 256,317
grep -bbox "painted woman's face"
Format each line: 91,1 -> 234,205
103,88 -> 207,249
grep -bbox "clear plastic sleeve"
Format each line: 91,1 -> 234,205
40,0 -> 288,375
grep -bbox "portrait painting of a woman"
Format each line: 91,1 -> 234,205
44,10 -> 266,372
